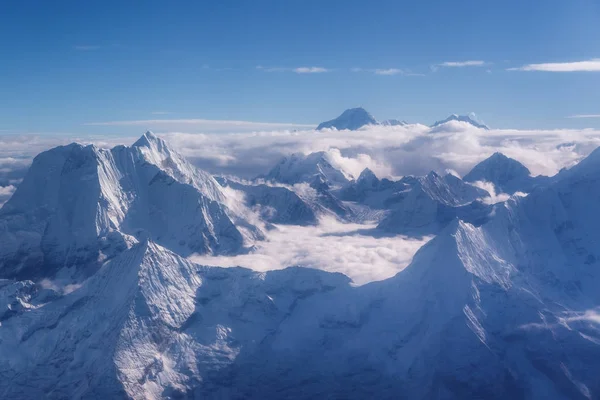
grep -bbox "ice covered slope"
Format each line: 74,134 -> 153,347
264,151 -> 351,187
316,107 -> 378,130
377,171 -> 491,234
0,132 -> 258,281
431,113 -> 490,130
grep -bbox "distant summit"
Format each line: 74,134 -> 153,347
431,113 -> 489,130
316,107 -> 377,131
380,119 -> 408,126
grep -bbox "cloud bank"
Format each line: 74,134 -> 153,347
191,217 -> 432,285
3,124 -> 600,187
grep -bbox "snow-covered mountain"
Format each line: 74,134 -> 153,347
316,107 -> 378,130
216,178 -> 318,226
431,113 -> 490,130
377,171 -> 491,234
2,146 -> 600,398
0,132 -> 260,282
337,168 -> 412,209
464,152 -> 549,194
263,151 -> 351,187
380,118 -> 408,126
3,132 -> 600,398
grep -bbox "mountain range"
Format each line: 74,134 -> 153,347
0,132 -> 598,399
316,107 -> 489,131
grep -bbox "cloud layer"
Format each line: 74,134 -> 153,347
191,217 -> 432,285
3,123 -> 600,186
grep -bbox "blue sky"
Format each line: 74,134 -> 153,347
1,0 -> 600,134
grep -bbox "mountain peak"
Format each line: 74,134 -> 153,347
358,168 -> 377,182
381,119 -> 408,126
132,130 -> 166,149
464,152 -> 533,194
264,151 -> 350,186
431,113 -> 490,130
317,107 -> 377,131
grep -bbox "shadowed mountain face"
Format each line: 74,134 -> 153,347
1,134 -> 600,399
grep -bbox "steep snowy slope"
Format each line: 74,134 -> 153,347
0,132 -> 259,281
316,107 -> 378,131
264,151 -> 351,187
464,152 -> 550,194
378,171 -> 491,234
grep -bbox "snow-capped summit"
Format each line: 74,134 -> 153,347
380,119 -> 408,126
264,151 -> 351,186
356,168 -> 380,189
316,107 -> 378,130
431,113 -> 490,130
0,133 -> 259,281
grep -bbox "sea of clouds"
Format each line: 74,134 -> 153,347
2,122 -> 600,283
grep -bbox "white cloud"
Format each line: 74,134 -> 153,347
0,184 -> 16,207
438,60 -> 486,67
567,114 -> 600,119
158,124 -> 600,179
256,65 -> 329,74
293,67 -> 329,74
374,68 -> 404,76
3,124 -> 600,195
470,181 -> 510,204
509,59 -> 600,72
191,217 -> 432,285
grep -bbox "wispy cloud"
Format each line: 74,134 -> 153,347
257,65 -> 329,74
74,45 -> 100,51
509,59 -> 600,72
374,68 -> 405,76
438,60 -> 486,67
352,68 -> 423,76
256,65 -> 286,72
567,114 -> 600,119
293,67 -> 329,74
83,118 -> 314,132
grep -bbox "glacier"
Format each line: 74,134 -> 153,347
1,132 -> 600,399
